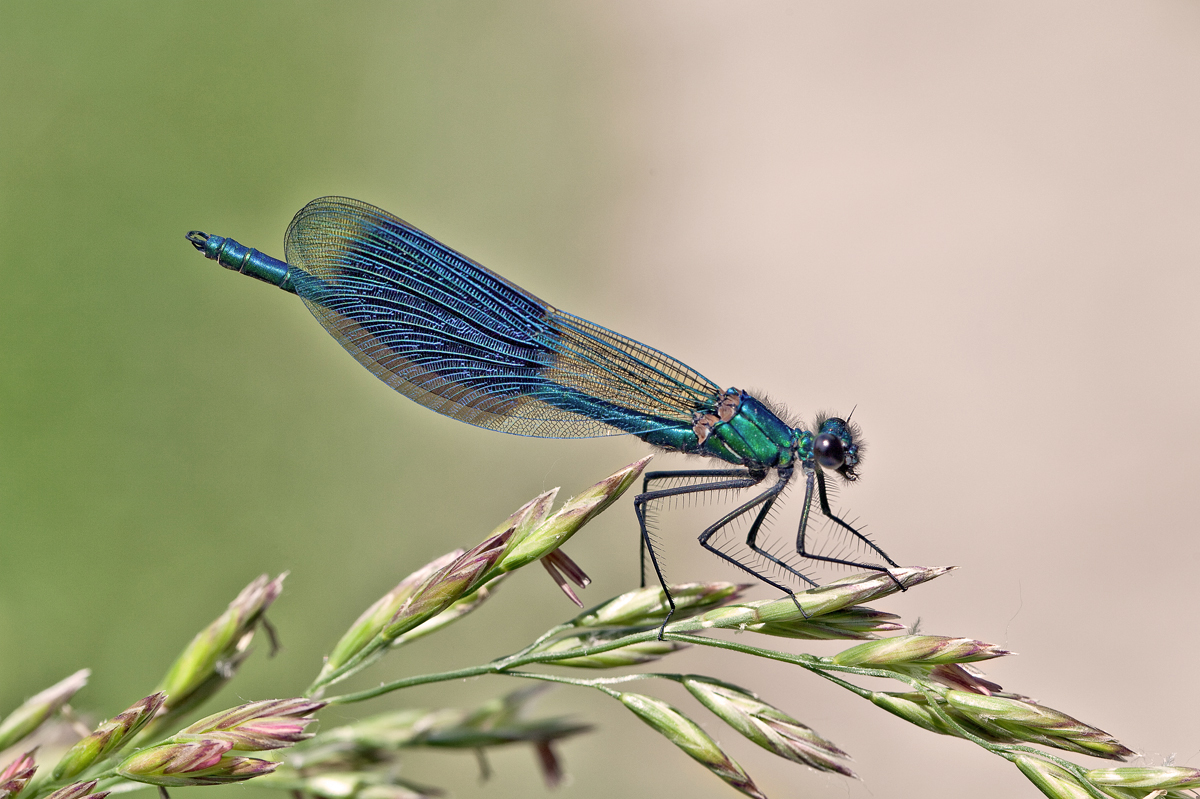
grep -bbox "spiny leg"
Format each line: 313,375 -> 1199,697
740,469 -> 820,591
637,469 -> 756,586
634,470 -> 762,638
814,469 -> 900,569
795,470 -> 904,589
695,473 -> 812,629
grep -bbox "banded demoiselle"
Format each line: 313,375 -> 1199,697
187,197 -> 900,627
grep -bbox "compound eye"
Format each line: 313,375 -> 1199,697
814,432 -> 845,470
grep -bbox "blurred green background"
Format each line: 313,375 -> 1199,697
4,3 -> 1200,799
1,3 -> 651,796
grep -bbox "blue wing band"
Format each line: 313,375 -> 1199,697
282,196 -> 722,439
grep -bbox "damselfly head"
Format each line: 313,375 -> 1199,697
812,413 -> 864,482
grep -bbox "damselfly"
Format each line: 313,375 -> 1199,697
187,197 -> 900,625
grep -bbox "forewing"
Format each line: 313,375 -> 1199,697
283,196 -> 721,438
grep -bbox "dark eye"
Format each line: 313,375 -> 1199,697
814,432 -> 845,469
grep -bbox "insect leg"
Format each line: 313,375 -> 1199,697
795,470 -> 903,588
694,472 -> 811,631
741,469 -> 820,589
638,469 -> 755,586
634,469 -> 761,639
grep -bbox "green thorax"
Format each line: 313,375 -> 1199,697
639,389 -> 804,470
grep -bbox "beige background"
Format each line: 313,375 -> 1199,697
2,3 -> 1198,798
587,4 -> 1200,796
